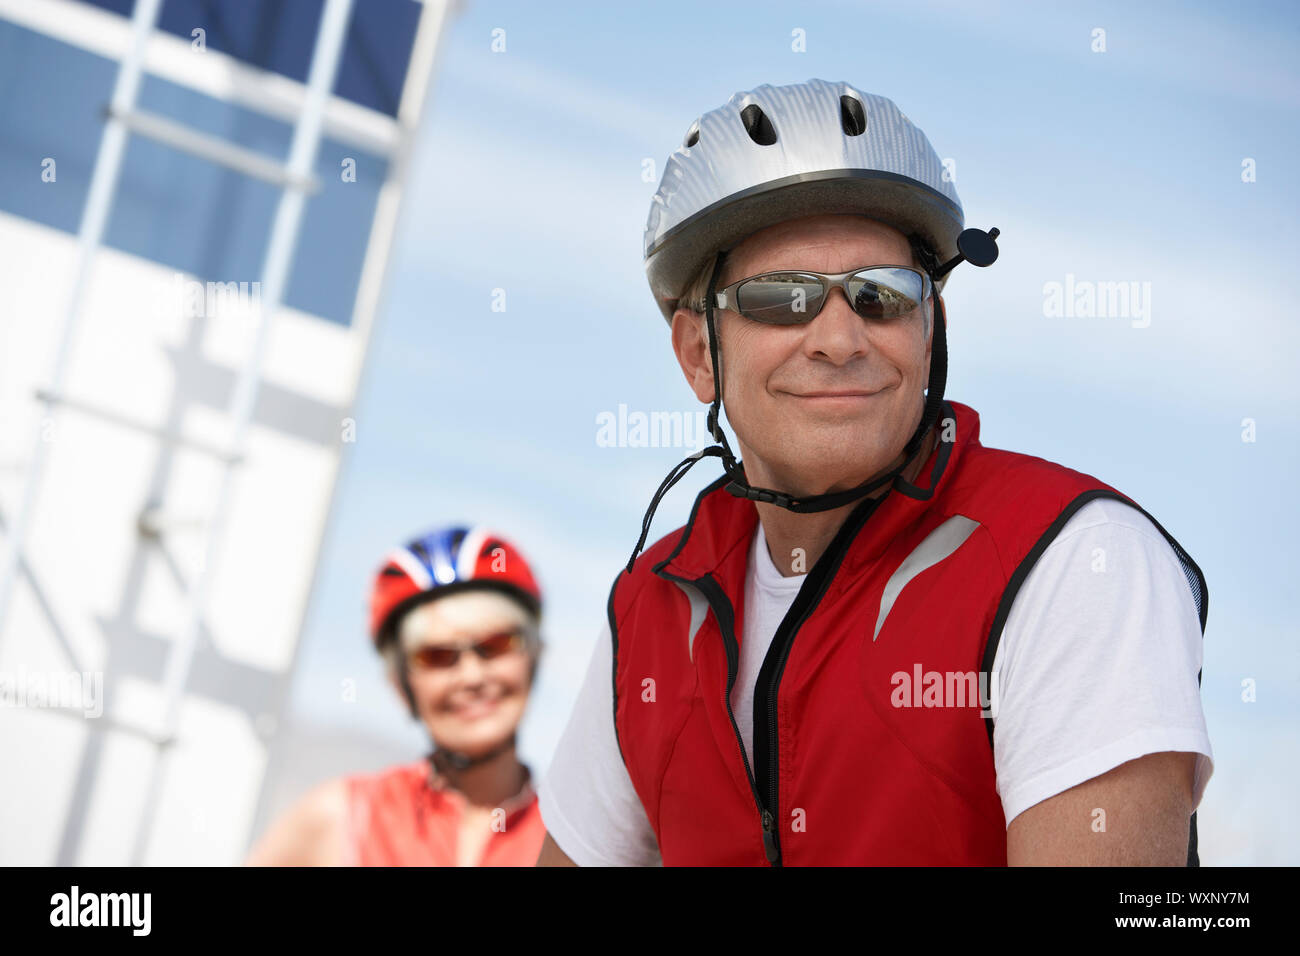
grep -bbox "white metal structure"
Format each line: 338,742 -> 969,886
0,0 -> 454,864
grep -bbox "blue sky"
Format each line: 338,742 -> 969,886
287,0 -> 1300,865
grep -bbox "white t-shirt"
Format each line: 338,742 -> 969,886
538,498 -> 1214,866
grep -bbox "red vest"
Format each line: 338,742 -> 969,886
611,400 -> 1207,866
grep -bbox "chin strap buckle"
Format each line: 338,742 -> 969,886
726,480 -> 797,509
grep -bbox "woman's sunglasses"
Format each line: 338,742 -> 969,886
710,265 -> 933,326
407,629 -> 526,670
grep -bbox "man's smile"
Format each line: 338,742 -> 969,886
778,383 -> 895,405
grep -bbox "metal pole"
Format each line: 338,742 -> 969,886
0,0 -> 163,646
129,0 -> 356,866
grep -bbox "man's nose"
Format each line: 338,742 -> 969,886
803,287 -> 872,363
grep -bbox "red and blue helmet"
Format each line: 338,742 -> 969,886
368,525 -> 542,647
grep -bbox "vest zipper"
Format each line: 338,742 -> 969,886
760,809 -> 778,863
657,486 -> 887,865
757,590 -> 828,865
751,493 -> 888,866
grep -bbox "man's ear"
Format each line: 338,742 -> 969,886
927,293 -> 945,356
670,308 -> 716,404
921,294 -> 941,383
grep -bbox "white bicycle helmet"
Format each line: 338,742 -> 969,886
644,80 -> 964,324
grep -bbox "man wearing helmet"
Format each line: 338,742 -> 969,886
537,81 -> 1212,866
247,526 -> 547,866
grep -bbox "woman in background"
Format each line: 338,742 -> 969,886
247,525 -> 547,866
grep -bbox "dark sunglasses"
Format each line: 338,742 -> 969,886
710,265 -> 933,325
407,629 -> 526,670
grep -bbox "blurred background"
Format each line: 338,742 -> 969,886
0,0 -> 1295,866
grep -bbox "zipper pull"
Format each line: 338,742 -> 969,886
761,809 -> 780,864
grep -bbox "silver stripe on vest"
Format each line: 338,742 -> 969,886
674,580 -> 710,661
873,515 -> 981,642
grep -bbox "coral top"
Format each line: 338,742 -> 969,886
343,759 -> 545,866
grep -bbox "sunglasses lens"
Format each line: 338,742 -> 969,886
734,269 -> 927,324
412,646 -> 459,669
735,274 -> 826,325
475,631 -> 522,660
846,269 -> 926,319
410,630 -> 524,669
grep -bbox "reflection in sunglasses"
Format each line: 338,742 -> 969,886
722,266 -> 931,325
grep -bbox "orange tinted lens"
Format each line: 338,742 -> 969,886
474,631 -> 522,659
411,645 -> 459,669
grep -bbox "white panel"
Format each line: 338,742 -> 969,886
61,256 -> 183,431
137,695 -> 266,866
264,308 -> 357,408
31,415 -> 161,649
0,195 -> 360,864
0,708 -> 87,865
73,725 -> 154,866
0,212 -> 74,514
208,425 -> 335,672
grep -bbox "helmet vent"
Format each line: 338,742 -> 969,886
840,94 -> 866,136
740,104 -> 777,146
683,119 -> 700,148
